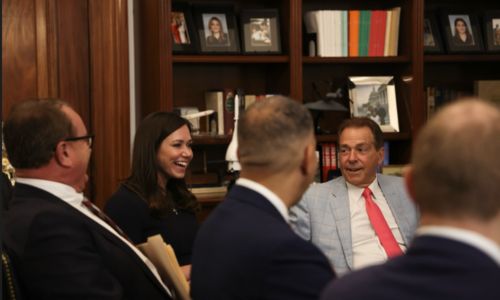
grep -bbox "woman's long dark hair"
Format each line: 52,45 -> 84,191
124,112 -> 199,216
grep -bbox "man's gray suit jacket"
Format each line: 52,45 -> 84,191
290,174 -> 418,276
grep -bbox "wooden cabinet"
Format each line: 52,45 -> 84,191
3,0 -> 131,208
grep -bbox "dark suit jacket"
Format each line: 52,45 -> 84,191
191,185 -> 335,300
321,235 -> 500,300
3,183 -> 171,300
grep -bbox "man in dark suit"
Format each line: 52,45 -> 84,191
3,99 -> 172,299
321,98 -> 500,300
191,96 -> 335,299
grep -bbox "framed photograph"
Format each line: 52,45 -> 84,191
171,2 -> 198,53
193,4 -> 240,53
348,76 -> 399,132
240,9 -> 281,54
424,12 -> 444,53
482,11 -> 500,52
440,12 -> 484,53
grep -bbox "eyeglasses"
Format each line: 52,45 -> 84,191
64,134 -> 94,148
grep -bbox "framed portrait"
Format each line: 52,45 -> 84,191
240,9 -> 281,54
424,12 -> 444,53
348,76 -> 399,132
440,12 -> 484,53
193,4 -> 240,53
482,11 -> 500,52
171,2 -> 198,53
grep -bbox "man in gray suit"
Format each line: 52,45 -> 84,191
290,117 -> 418,276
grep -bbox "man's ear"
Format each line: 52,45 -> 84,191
54,141 -> 73,168
377,146 -> 385,166
403,165 -> 416,202
301,143 -> 316,177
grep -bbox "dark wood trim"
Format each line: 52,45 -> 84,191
290,0 -> 302,101
303,56 -> 411,64
88,0 -> 131,208
173,55 -> 289,63
411,0 -> 425,138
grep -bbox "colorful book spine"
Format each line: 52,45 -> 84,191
359,10 -> 371,56
348,10 -> 360,57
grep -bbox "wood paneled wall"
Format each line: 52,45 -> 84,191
2,0 -> 131,208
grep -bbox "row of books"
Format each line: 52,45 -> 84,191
304,7 -> 401,57
426,80 -> 500,119
204,90 -> 274,136
425,86 -> 470,119
319,143 -> 338,182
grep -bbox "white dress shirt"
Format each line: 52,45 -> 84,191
15,177 -> 171,296
417,226 -> 500,266
236,178 -> 290,223
347,179 -> 406,270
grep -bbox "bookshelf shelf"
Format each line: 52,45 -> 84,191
303,56 -> 411,64
424,54 -> 500,63
173,55 -> 289,64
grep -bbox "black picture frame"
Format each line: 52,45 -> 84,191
193,4 -> 240,53
424,12 -> 444,53
171,2 -> 198,53
240,9 -> 281,54
482,10 -> 500,52
440,11 -> 484,53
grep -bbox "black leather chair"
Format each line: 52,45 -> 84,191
2,248 -> 23,300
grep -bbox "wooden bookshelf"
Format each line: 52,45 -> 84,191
134,0 -> 500,211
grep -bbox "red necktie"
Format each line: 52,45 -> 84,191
362,187 -> 403,258
82,199 -> 132,243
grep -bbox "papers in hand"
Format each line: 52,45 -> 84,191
138,235 -> 190,300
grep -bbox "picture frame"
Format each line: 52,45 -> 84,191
424,12 -> 444,53
348,76 -> 399,132
240,9 -> 281,54
482,10 -> 500,52
171,2 -> 198,53
193,4 -> 240,53
440,12 -> 484,53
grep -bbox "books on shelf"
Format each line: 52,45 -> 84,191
304,7 -> 401,57
319,143 -> 338,182
425,86 -> 471,119
137,235 -> 190,300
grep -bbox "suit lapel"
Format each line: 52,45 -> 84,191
328,178 -> 354,270
378,175 -> 411,244
75,206 -> 170,295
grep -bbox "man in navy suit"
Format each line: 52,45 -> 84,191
3,99 -> 172,299
191,96 -> 335,299
321,98 -> 500,300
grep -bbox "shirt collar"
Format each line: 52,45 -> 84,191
346,177 -> 380,201
417,226 -> 500,265
15,177 -> 84,206
235,178 -> 289,223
